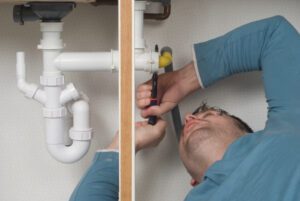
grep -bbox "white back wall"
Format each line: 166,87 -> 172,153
0,3 -> 118,201
135,0 -> 300,201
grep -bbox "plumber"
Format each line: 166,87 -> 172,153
70,15 -> 300,201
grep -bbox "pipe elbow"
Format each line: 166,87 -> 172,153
72,99 -> 89,113
47,141 -> 90,164
17,79 -> 38,99
17,79 -> 26,92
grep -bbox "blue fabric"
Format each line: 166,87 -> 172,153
69,152 -> 119,201
189,16 -> 300,201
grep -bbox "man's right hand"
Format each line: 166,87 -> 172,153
136,61 -> 201,118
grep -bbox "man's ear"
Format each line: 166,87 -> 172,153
190,178 -> 199,187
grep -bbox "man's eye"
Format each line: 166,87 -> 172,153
203,113 -> 213,118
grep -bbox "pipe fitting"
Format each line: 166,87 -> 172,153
60,83 -> 80,105
43,107 -> 67,118
17,79 -> 38,99
159,51 -> 172,68
47,142 -> 90,164
40,75 -> 64,86
16,52 -> 46,104
38,22 -> 64,50
135,50 -> 159,72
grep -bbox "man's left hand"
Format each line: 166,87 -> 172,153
106,119 -> 167,153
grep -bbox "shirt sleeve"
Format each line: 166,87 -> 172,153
193,15 -> 300,128
69,152 -> 119,201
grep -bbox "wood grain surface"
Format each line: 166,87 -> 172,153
120,0 -> 133,201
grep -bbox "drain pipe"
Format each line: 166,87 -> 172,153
15,1 -> 172,163
40,22 -> 92,163
17,22 -> 92,163
54,2 -> 160,73
54,1 -> 169,73
161,47 -> 182,141
54,50 -> 160,73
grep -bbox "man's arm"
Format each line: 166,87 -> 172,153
193,15 -> 300,129
193,16 -> 300,117
69,151 -> 119,201
137,62 -> 200,118
138,16 -> 300,128
69,119 -> 167,201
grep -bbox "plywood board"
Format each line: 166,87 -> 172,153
120,0 -> 133,200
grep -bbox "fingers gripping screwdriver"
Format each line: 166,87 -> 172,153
148,72 -> 158,125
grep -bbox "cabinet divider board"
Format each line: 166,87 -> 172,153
120,0 -> 134,201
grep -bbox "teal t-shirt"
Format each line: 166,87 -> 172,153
188,15 -> 300,201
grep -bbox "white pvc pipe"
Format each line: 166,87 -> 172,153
38,22 -> 92,163
44,87 -> 61,108
55,50 -> 159,73
135,51 -> 159,72
16,52 -> 46,104
39,23 -> 64,77
72,100 -> 90,130
17,5 -> 160,163
42,50 -> 62,76
46,100 -> 91,164
60,83 -> 80,105
135,1 -> 147,49
16,52 -> 25,79
47,142 -> 90,164
55,51 -> 119,72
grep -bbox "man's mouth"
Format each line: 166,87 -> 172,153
183,120 -> 206,136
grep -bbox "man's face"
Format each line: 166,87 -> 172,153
179,110 -> 243,181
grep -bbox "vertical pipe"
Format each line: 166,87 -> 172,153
39,22 -> 64,77
162,47 -> 182,141
72,100 -> 90,130
44,87 -> 61,108
134,1 -> 146,50
42,50 -> 61,76
16,52 -> 25,79
39,22 -> 91,163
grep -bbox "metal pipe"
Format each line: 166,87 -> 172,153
144,4 -> 171,20
161,47 -> 182,141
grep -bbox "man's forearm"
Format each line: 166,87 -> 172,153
177,61 -> 201,98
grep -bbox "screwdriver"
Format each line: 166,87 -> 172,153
148,72 -> 158,125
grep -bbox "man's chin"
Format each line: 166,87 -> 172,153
185,128 -> 212,153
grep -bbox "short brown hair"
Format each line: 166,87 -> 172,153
192,102 -> 253,134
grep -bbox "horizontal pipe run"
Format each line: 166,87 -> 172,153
55,50 -> 160,73
55,51 -> 119,72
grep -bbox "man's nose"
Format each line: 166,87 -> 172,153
184,113 -> 197,124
